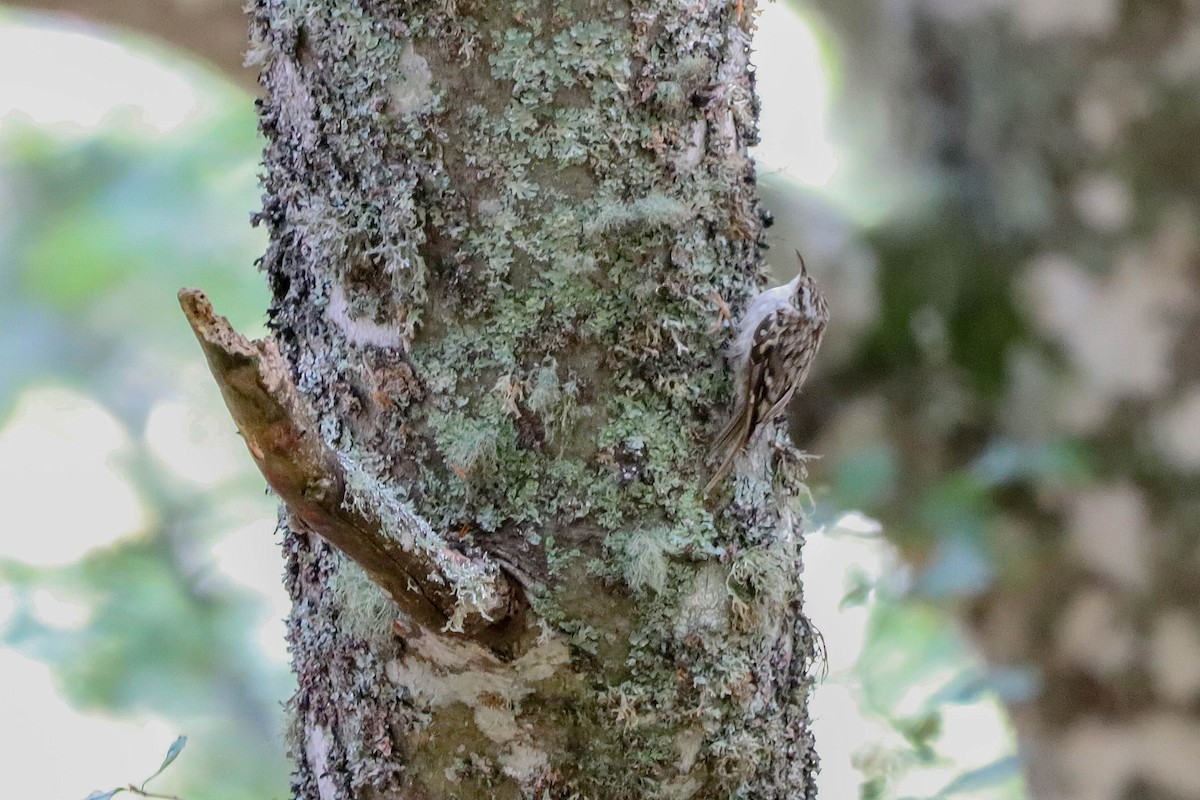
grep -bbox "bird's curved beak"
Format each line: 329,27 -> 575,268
795,250 -> 808,277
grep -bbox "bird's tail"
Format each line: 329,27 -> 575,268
704,401 -> 753,494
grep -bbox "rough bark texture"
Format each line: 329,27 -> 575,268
806,3 -> 1200,800
247,1 -> 819,798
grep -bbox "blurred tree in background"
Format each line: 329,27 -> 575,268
796,4 -> 1200,799
5,1 -> 1197,799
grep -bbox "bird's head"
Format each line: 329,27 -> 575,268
790,251 -> 829,324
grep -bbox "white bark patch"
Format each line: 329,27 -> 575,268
1021,217 -> 1196,404
663,774 -> 705,799
305,725 -> 340,800
499,743 -> 549,786
1010,0 -> 1117,38
1068,484 -> 1150,589
388,45 -> 435,116
272,56 -> 321,155
674,563 -> 731,638
675,727 -> 704,773
1152,387 -> 1200,471
385,632 -> 571,782
1056,588 -> 1135,676
710,107 -> 738,156
474,705 -> 522,744
511,635 -> 573,681
676,121 -> 706,173
386,635 -> 509,705
327,283 -> 406,349
1150,610 -> 1200,704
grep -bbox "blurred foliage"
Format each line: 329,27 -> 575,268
0,58 -> 288,800
0,106 -> 270,421
815,416 -> 1089,798
85,735 -> 189,800
836,552 -> 1026,800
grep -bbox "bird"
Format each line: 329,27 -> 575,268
706,253 -> 829,493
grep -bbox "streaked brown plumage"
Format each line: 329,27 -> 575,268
706,254 -> 829,493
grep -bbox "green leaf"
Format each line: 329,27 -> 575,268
141,735 -> 187,788
930,665 -> 1041,707
896,712 -> 941,759
83,790 -> 123,800
160,735 -> 188,770
860,776 -> 887,800
910,536 -> 995,599
938,755 -> 1021,795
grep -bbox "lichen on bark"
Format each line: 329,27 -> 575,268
248,0 -> 819,797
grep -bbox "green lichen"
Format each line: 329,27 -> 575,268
583,194 -> 693,237
431,410 -> 503,475
330,560 -> 399,644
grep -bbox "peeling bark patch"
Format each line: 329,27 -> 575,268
305,725 -> 340,800
389,44 -> 435,116
328,282 -> 407,349
385,632 -> 573,791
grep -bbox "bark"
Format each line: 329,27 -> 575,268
806,3 -> 1200,799
193,1 -> 821,798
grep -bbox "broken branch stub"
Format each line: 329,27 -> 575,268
178,288 -> 518,637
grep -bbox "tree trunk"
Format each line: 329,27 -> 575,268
807,3 -> 1200,799
204,1 -> 821,798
